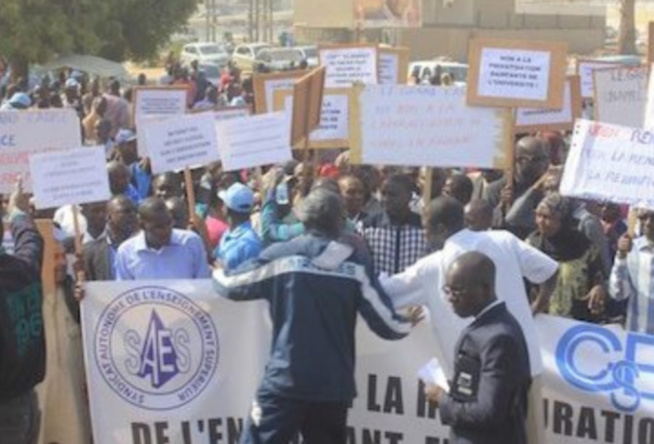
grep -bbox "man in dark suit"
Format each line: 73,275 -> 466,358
426,251 -> 531,444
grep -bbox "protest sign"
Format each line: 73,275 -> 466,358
645,64 -> 654,128
576,59 -> 621,98
593,65 -> 648,127
252,71 -> 305,114
290,66 -> 326,147
378,46 -> 410,85
467,38 -> 568,108
29,146 -> 111,210
141,113 -> 220,175
319,44 -> 379,88
84,279 -> 654,444
273,88 -> 351,149
514,76 -> 582,132
215,112 -> 292,171
560,119 -> 654,209
133,87 -> 188,157
0,109 -> 81,193
349,84 -> 512,169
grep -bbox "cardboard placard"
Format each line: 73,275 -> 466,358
350,84 -> 512,169
0,109 -> 82,193
644,64 -> 654,128
576,59 -> 621,99
273,88 -> 352,149
290,66 -> 326,147
252,71 -> 305,114
378,46 -> 410,85
593,65 -> 648,128
467,38 -> 568,109
215,112 -> 292,172
133,87 -> 188,157
560,119 -> 654,209
141,113 -> 220,174
319,44 -> 379,88
29,146 -> 111,210
514,76 -> 582,132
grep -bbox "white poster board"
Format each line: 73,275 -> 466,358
319,45 -> 378,88
351,85 -> 511,169
29,146 -> 111,209
593,65 -> 648,127
379,51 -> 400,85
478,48 -> 551,101
577,61 -> 620,98
215,112 -> 292,171
644,63 -> 654,128
134,88 -> 188,157
142,113 -> 220,174
515,76 -> 581,132
0,109 -> 81,193
560,119 -> 654,209
212,106 -> 251,123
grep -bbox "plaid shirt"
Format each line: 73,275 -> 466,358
360,211 -> 428,275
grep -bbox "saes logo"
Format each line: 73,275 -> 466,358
556,324 -> 654,412
95,287 -> 219,410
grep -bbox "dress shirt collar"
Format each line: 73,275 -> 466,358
475,300 -> 503,320
134,229 -> 183,252
635,236 -> 654,252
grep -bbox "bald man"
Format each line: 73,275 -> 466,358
107,161 -> 141,205
426,252 -> 531,444
464,199 -> 493,232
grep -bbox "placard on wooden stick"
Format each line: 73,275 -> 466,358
291,66 -> 326,147
593,65 -> 648,128
319,43 -> 379,88
252,71 -> 305,114
378,46 -> 410,85
273,88 -> 352,149
514,76 -> 582,133
467,38 -> 568,109
575,59 -> 621,99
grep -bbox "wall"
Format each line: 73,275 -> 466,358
294,0 -> 353,28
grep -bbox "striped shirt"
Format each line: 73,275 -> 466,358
609,237 -> 654,334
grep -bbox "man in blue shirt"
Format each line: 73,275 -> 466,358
115,197 -> 211,280
215,183 -> 262,271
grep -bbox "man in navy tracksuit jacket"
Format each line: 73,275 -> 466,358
214,188 -> 417,444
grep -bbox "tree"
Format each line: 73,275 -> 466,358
617,0 -> 637,55
0,0 -> 197,82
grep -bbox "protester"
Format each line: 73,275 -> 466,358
527,193 -> 606,322
107,160 -> 141,205
165,196 -> 190,229
113,129 -> 152,200
609,209 -> 654,334
215,183 -> 262,270
0,92 -> 31,111
79,201 -> 108,243
151,172 -> 183,200
338,175 -> 366,225
102,81 -> 130,137
82,96 -> 107,143
442,173 -> 474,206
360,174 -> 427,274
213,188 -> 420,442
426,252 -> 531,444
464,199 -> 493,232
0,181 -> 45,444
601,202 -> 628,263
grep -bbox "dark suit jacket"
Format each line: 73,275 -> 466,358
439,302 -> 531,444
83,237 -> 115,282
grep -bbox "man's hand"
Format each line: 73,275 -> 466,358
499,185 -> 513,209
617,234 -> 632,259
74,281 -> 86,302
424,384 -> 446,406
7,177 -> 30,214
585,285 -> 606,316
405,305 -> 425,326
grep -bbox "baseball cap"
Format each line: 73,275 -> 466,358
8,92 -> 31,108
65,78 -> 79,89
115,128 -> 137,145
219,183 -> 254,213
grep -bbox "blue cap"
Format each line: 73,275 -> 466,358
115,128 -> 137,144
8,92 -> 31,108
65,78 -> 79,89
219,183 -> 254,213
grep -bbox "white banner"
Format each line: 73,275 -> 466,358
593,65 -> 648,128
560,119 -> 654,209
83,282 -> 654,444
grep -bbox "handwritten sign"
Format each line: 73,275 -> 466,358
252,71 -> 304,114
467,38 -> 568,108
379,47 -> 410,85
142,113 -> 220,174
215,112 -> 292,172
515,76 -> 581,132
319,44 -> 378,88
593,65 -> 648,127
29,146 -> 111,210
0,109 -> 81,193
560,119 -> 654,209
576,60 -> 620,98
350,85 -> 512,168
273,88 -> 351,149
644,64 -> 654,128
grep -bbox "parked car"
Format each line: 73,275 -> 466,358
294,45 -> 319,67
408,60 -> 469,84
255,48 -> 306,72
197,63 -> 223,87
181,42 -> 230,68
231,43 -> 274,73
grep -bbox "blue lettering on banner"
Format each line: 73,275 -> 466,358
94,286 -> 219,411
556,324 -> 654,413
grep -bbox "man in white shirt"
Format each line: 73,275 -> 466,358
381,196 -> 558,444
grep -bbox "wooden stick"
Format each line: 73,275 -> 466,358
184,167 -> 197,220
71,205 -> 86,282
627,209 -> 638,238
423,168 -> 434,207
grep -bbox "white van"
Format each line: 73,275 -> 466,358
408,60 -> 469,84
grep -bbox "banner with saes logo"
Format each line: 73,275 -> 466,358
83,282 -> 654,444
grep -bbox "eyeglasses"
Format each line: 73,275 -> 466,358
442,285 -> 467,298
516,154 -> 548,164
